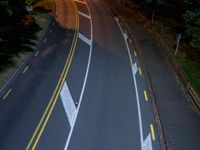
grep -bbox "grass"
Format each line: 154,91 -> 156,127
178,57 -> 200,96
141,8 -> 200,98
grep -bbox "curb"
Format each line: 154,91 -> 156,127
102,1 -> 168,150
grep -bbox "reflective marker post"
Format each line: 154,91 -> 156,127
25,0 -> 33,15
175,33 -> 181,56
26,5 -> 33,14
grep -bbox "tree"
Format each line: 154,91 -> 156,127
0,0 -> 13,16
183,0 -> 200,50
0,0 -> 41,71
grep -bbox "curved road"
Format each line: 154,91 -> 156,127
0,0 -> 162,149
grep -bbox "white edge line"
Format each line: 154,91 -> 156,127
133,64 -> 144,150
79,11 -> 91,20
64,1 -> 93,150
115,17 -> 144,150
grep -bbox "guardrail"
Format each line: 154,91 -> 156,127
133,3 -> 200,112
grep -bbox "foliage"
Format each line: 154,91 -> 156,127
0,0 -> 41,71
132,0 -> 200,51
0,0 -> 13,16
178,58 -> 200,96
183,0 -> 200,50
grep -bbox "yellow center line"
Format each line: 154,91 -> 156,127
150,124 -> 156,141
23,66 -> 29,74
26,39 -> 74,150
32,20 -> 79,150
143,90 -> 148,101
32,37 -> 77,149
2,89 -> 12,100
26,0 -> 80,149
134,51 -> 137,57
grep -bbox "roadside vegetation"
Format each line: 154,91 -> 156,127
0,0 -> 52,86
178,58 -> 200,96
125,0 -> 200,96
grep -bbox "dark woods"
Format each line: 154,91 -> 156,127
133,0 -> 200,51
0,0 -> 41,71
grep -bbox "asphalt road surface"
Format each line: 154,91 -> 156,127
0,0 -> 162,149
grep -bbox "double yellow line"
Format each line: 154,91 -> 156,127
26,1 -> 79,149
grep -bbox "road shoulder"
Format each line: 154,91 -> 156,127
103,0 -> 200,150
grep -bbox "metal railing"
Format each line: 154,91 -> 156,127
135,5 -> 200,112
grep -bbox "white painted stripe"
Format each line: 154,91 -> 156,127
74,0 -> 86,5
79,11 -> 91,20
78,0 -> 93,118
64,1 -> 93,150
79,33 -> 91,46
132,62 -> 145,150
143,133 -> 153,150
60,82 -> 77,127
115,17 -> 146,150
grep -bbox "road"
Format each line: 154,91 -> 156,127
0,0 -> 162,149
